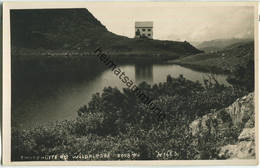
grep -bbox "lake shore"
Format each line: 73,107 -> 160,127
11,61 -> 230,129
167,60 -> 230,74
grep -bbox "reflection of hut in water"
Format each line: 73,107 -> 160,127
135,64 -> 153,84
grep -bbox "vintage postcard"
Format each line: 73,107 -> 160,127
2,1 -> 259,166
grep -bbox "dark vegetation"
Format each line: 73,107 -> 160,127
12,70 -> 252,160
227,59 -> 254,92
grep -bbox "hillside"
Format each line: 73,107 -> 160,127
194,38 -> 253,53
169,41 -> 254,73
11,9 -> 202,60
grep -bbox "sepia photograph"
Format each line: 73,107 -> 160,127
2,1 -> 258,166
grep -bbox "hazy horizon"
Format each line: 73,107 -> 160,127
85,4 -> 254,43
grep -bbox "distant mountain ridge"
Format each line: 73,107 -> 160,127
11,8 -> 202,59
194,38 -> 253,52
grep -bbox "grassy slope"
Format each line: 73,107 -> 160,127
169,41 -> 254,73
11,9 -> 202,60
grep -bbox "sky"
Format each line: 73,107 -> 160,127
85,3 -> 255,43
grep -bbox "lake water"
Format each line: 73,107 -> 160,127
12,63 -> 230,129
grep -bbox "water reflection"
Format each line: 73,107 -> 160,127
135,64 -> 153,84
12,63 -> 230,129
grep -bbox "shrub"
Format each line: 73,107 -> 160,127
227,60 -> 254,92
12,75 -> 246,160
